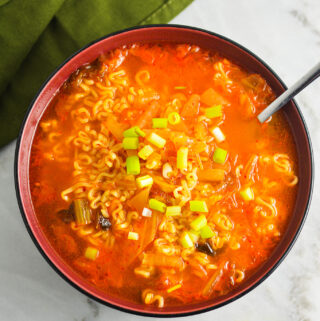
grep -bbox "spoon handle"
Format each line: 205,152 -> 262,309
258,61 -> 320,123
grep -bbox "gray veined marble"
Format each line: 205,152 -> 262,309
1,0 -> 320,320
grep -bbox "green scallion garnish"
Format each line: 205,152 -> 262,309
180,231 -> 194,248
190,215 -> 207,231
149,198 -> 166,213
84,247 -> 99,260
126,155 -> 140,175
190,200 -> 208,213
123,137 -> 139,150
123,126 -> 145,137
200,225 -> 214,239
135,126 -> 146,137
175,86 -> 186,90
166,206 -> 181,217
138,145 -> 154,160
240,187 -> 254,201
205,105 -> 222,118
136,175 -> 153,189
212,147 -> 228,164
168,112 -> 181,125
177,147 -> 188,170
128,231 -> 139,240
152,118 -> 168,129
147,132 -> 166,148
123,127 -> 139,137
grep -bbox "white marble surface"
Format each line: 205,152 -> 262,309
1,0 -> 320,320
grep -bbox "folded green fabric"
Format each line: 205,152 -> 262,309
0,0 -> 193,148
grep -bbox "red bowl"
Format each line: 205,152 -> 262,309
15,25 -> 313,317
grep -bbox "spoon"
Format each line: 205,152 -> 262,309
257,61 -> 320,123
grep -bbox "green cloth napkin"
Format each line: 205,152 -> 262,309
0,0 -> 193,148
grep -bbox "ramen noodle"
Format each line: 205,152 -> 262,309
30,43 -> 298,307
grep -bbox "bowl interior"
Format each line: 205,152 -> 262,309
15,25 -> 313,316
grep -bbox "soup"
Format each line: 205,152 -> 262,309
29,43 -> 298,307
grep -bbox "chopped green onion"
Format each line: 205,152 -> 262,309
190,215 -> 207,231
123,127 -> 139,137
136,175 -> 153,189
128,231 -> 139,240
123,137 -> 139,150
168,112 -> 181,125
180,231 -> 194,248
142,207 -> 152,217
134,126 -> 146,137
212,147 -> 228,164
188,230 -> 200,243
167,284 -> 182,293
149,198 -> 166,213
152,118 -> 168,129
85,247 -> 99,260
166,206 -> 181,217
126,155 -> 140,175
138,145 -> 154,160
147,133 -> 166,148
205,105 -> 222,118
123,126 -> 146,137
177,147 -> 188,170
175,86 -> 186,90
240,187 -> 254,201
74,199 -> 91,225
211,127 -> 225,143
200,225 -> 214,239
190,200 -> 208,213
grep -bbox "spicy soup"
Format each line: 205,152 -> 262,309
30,43 -> 298,308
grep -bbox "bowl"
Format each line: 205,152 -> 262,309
15,25 -> 313,317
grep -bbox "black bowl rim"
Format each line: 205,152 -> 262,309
14,24 -> 314,318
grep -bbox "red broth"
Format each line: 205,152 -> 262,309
29,43 -> 298,307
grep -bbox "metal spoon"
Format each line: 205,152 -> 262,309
257,61 -> 320,123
